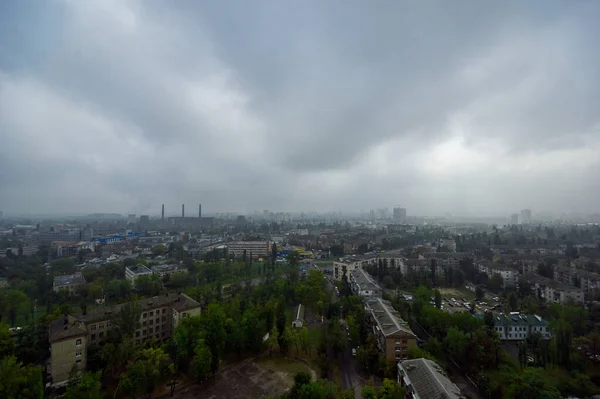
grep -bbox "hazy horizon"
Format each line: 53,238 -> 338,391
2,1 -> 600,216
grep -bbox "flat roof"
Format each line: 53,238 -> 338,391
53,273 -> 85,286
126,265 -> 153,275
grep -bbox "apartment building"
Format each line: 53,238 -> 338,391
53,273 -> 86,296
349,268 -> 382,298
226,241 -> 270,259
437,237 -> 457,252
398,358 -> 465,399
333,259 -> 359,281
364,297 -> 417,361
526,274 -> 585,304
125,265 -> 153,284
151,264 -> 188,278
479,312 -> 551,341
48,293 -> 200,385
52,241 -> 95,258
477,262 -> 519,288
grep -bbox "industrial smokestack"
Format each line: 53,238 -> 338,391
199,204 -> 202,218
182,204 -> 185,218
161,204 -> 164,224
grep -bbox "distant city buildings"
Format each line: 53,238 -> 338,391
226,241 -> 270,260
393,207 -> 407,223
510,213 -> 519,224
520,209 -> 532,224
437,237 -> 457,252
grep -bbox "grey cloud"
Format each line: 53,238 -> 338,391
1,0 -> 600,215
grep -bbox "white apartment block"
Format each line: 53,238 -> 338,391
477,262 -> 518,288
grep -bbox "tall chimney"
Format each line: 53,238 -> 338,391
161,204 -> 164,225
199,204 -> 202,218
182,204 -> 185,218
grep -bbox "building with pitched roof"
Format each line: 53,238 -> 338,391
478,312 -> 551,341
398,358 -> 465,399
365,297 -> 417,361
349,268 -> 382,298
48,293 -> 201,385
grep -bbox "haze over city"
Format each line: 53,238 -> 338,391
1,1 -> 600,216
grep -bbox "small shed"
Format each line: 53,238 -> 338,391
292,304 -> 305,328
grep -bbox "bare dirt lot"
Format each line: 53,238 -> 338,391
171,356 -> 315,399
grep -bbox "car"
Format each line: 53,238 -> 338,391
352,348 -> 357,357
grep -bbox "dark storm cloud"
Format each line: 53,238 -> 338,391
1,0 -> 599,215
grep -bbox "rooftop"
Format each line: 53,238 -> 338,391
54,293 -> 201,333
151,264 -> 186,273
53,273 -> 85,287
365,297 -> 415,337
126,265 -> 153,275
49,316 -> 87,342
350,268 -> 381,292
400,358 -> 465,399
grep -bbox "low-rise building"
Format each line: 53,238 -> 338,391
48,293 -> 201,385
53,273 -> 86,296
438,237 -> 457,252
481,312 -> 551,341
151,264 -> 188,277
364,297 -> 417,361
477,262 -> 519,288
349,268 -> 382,298
125,265 -> 153,284
526,274 -> 585,304
398,358 -> 465,399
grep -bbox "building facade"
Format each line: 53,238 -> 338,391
364,297 -> 417,361
227,241 -> 270,259
48,293 -> 201,385
125,265 -> 153,283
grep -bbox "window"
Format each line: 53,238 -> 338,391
76,339 -> 82,346
99,332 -> 104,338
99,324 -> 104,330
162,316 -> 166,322
143,313 -> 147,318
76,359 -> 81,364
91,325 -> 97,331
136,331 -> 140,337
162,309 -> 166,314
76,350 -> 82,357
91,334 -> 96,341
156,318 -> 160,324
395,353 -> 401,359
182,313 -> 187,319
149,311 -> 154,316
107,321 -> 112,328
149,327 -> 153,333
149,320 -> 153,325
143,321 -> 147,327
162,332 -> 166,337
402,339 -> 407,344
156,325 -> 160,332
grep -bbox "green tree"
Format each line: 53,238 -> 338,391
0,323 -> 15,358
0,356 -> 44,399
2,290 -> 28,327
379,377 -> 406,399
114,302 -> 141,337
152,244 -> 166,256
475,286 -> 485,301
434,289 -> 442,309
64,371 -> 103,399
267,326 -> 279,357
444,327 -> 468,364
192,339 -> 212,382
507,367 -> 561,399
487,274 -> 504,292
508,292 -> 519,312
361,385 -> 377,399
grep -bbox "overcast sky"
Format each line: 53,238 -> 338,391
1,1 -> 599,217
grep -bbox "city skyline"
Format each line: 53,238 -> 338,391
1,1 -> 600,215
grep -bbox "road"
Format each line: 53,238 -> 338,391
324,277 -> 363,398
